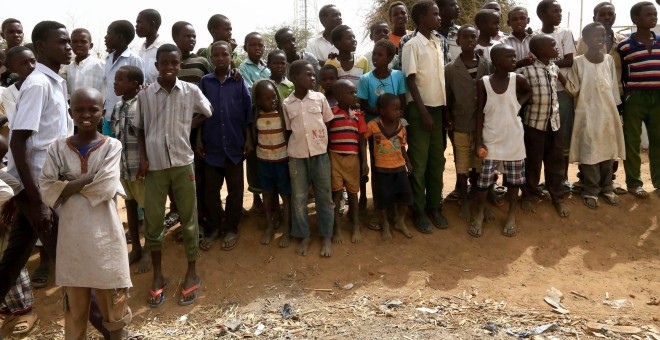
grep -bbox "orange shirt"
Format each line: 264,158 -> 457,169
389,31 -> 411,49
363,118 -> 407,170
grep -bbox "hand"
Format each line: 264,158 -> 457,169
229,38 -> 238,51
327,52 -> 339,60
405,162 -> 413,175
139,83 -> 152,92
137,158 -> 148,181
421,111 -> 434,132
443,118 -> 453,131
361,162 -> 369,177
230,68 -> 243,80
476,145 -> 488,159
243,141 -> 254,156
27,201 -> 53,234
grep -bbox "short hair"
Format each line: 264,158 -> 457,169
332,79 -> 354,94
593,2 -> 615,16
475,9 -> 498,26
5,46 -> 32,64
289,60 -> 312,79
138,9 -> 162,28
388,1 -> 407,17
156,43 -> 181,61
207,14 -> 229,31
377,93 -> 399,109
244,32 -> 262,46
211,40 -> 232,52
319,4 -> 337,19
274,27 -> 292,45
536,0 -> 559,17
331,24 -> 351,44
457,24 -> 477,36
24,43 -> 36,54
319,63 -> 338,77
374,39 -> 396,57
631,1 -> 655,18
411,0 -> 437,26
109,20 -> 136,44
267,49 -> 286,63
489,43 -> 512,61
118,65 -> 144,85
508,6 -> 529,19
31,21 -> 66,44
582,22 -> 604,37
528,33 -> 553,56
71,28 -> 92,39
172,21 -> 192,37
2,18 -> 21,33
370,20 -> 389,34
482,1 -> 501,10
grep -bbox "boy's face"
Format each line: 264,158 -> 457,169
336,82 -> 357,108
40,28 -> 73,66
390,5 -> 408,29
319,69 -> 337,92
277,30 -> 297,53
507,10 -> 530,33
541,2 -> 563,27
267,53 -> 287,78
457,27 -> 478,52
371,45 -> 393,69
493,46 -> 517,72
70,93 -> 104,132
104,26 -> 121,50
337,29 -> 357,53
256,84 -> 278,112
135,13 -> 153,38
480,13 -> 501,37
542,38 -> 559,59
9,50 -> 36,80
440,0 -> 461,20
71,31 -> 93,58
245,34 -> 265,61
155,51 -> 181,81
381,98 -> 402,121
370,23 -> 390,42
174,25 -> 196,53
594,5 -> 616,29
321,7 -> 343,31
421,4 -> 441,31
210,44 -> 232,70
113,69 -> 137,97
632,5 -> 658,29
211,18 -> 232,42
1,22 -> 24,48
294,64 -> 316,91
584,25 -> 607,51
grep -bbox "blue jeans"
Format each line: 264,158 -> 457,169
289,154 -> 335,238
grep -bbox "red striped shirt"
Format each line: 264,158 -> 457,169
327,106 -> 367,154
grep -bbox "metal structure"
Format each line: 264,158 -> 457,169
294,0 -> 319,37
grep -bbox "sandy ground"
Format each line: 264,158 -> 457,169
2,147 -> 658,339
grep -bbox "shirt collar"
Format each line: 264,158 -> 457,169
532,59 -> 556,70
142,35 -> 165,51
244,58 -> 266,67
36,63 -> 65,83
631,31 -> 659,46
152,78 -> 182,93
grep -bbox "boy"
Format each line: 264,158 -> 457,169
437,0 -> 462,62
283,60 -> 335,257
328,79 -> 368,244
502,7 -> 534,68
362,21 -> 390,71
444,24 -> 490,220
617,1 -> 660,198
474,9 -> 502,64
111,65 -> 151,274
1,18 -> 24,87
518,34 -> 569,217
197,41 -> 253,252
274,27 -> 321,78
481,2 -> 508,41
402,0 -> 448,233
239,32 -> 271,87
135,44 -> 212,307
535,0 -> 576,189
103,20 -> 145,137
62,28 -> 105,97
198,14 -> 242,67
136,9 -> 167,84
319,64 -> 339,107
268,49 -> 295,100
471,44 -> 532,238
388,1 -> 411,51
307,4 -> 342,65
40,88 -> 131,340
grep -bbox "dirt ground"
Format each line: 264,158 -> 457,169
3,148 -> 659,339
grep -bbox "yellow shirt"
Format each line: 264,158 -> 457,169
401,33 -> 447,106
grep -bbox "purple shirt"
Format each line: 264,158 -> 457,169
199,73 -> 253,167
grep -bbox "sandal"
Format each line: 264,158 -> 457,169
601,192 -> 618,206
368,215 -> 382,231
148,280 -> 168,308
178,276 -> 201,306
627,186 -> 648,199
222,232 -> 239,251
12,312 -> 38,335
444,191 -> 461,202
582,195 -> 599,209
30,266 -> 49,289
199,230 -> 219,251
613,183 -> 627,195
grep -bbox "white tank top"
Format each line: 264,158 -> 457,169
482,73 -> 526,161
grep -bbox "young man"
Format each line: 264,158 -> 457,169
307,4 -> 342,65
135,8 -> 167,83
388,1 -> 411,51
274,27 -> 321,78
62,28 -> 105,97
436,0 -> 462,61
502,7 -> 534,69
198,14 -> 242,67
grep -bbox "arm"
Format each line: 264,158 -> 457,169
191,114 -> 208,128
561,63 -> 578,97
554,53 -> 573,68
475,79 -> 488,158
58,175 -> 94,203
443,73 -> 454,131
515,74 -> 533,107
406,74 -> 434,131
359,135 -> 368,176
515,54 -> 534,69
244,124 -> 254,156
358,98 -> 377,116
401,147 -> 412,174
195,124 -> 205,157
136,128 -> 148,180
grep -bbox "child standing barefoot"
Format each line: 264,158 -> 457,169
40,88 -> 131,339
563,23 -> 625,208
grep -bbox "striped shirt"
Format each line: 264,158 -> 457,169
518,60 -> 560,132
178,53 -> 213,85
617,32 -> 660,91
111,96 -> 140,180
327,106 -> 367,154
502,34 -> 532,61
255,110 -> 288,162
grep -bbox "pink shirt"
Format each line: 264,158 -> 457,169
282,90 -> 334,158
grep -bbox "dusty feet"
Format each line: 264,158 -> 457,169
129,249 -> 142,264
351,223 -> 362,243
320,237 -> 333,257
553,201 -> 570,217
502,218 -> 518,237
279,232 -> 290,248
381,218 -> 392,240
521,200 -> 535,213
484,204 -> 495,222
261,226 -> 276,245
469,208 -> 484,237
459,201 -> 471,221
394,219 -> 413,238
136,252 -> 152,274
296,237 -> 311,256
332,225 -> 344,244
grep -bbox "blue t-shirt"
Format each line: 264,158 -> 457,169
357,70 -> 407,122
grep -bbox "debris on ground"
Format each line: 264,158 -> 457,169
544,287 -> 570,314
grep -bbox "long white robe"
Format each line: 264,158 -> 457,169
39,137 -> 131,289
564,54 -> 625,165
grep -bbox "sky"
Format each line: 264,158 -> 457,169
1,0 -> 642,56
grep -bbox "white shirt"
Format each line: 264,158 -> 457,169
104,49 -> 145,120
7,63 -> 73,191
138,35 -> 167,84
402,33 -> 447,107
306,32 -> 338,63
475,40 -> 502,64
0,85 -> 19,122
62,55 -> 106,96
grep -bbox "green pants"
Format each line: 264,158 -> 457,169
623,90 -> 660,189
406,103 -> 445,212
144,164 -> 199,261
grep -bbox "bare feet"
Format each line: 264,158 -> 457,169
261,226 -> 276,245
381,218 -> 392,240
320,237 -> 333,257
332,225 -> 344,244
128,249 -> 142,264
502,218 -> 518,237
521,200 -> 535,213
553,201 -> 570,217
296,237 -> 311,256
484,204 -> 495,222
459,201 -> 471,221
351,223 -> 361,243
135,252 -> 152,274
279,232 -> 290,248
394,219 -> 413,238
469,209 -> 484,237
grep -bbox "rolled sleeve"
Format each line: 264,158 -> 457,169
402,43 -> 417,77
12,83 -> 47,132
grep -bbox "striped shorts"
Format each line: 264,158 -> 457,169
477,159 -> 526,189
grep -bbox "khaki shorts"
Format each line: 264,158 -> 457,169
330,152 -> 360,193
120,178 -> 145,207
453,131 -> 482,174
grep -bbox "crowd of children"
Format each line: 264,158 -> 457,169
0,0 -> 658,337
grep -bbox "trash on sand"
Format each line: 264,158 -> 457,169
342,283 -> 354,290
544,287 -> 570,314
602,299 -> 633,309
224,319 -> 242,332
281,303 -> 293,320
415,307 -> 438,314
647,297 -> 660,306
253,323 -> 265,336
585,322 -> 642,334
484,322 -> 499,334
383,300 -> 403,308
178,314 -> 188,323
504,323 -> 560,337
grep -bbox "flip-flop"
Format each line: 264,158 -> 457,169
31,266 -> 49,289
148,280 -> 168,308
601,192 -> 618,206
12,312 -> 38,335
178,276 -> 201,306
627,186 -> 648,199
222,232 -> 238,251
582,195 -> 599,209
368,215 -> 382,231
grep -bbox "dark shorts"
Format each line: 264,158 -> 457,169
247,151 -> 261,193
257,160 -> 291,196
376,169 -> 413,209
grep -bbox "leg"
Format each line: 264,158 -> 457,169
30,246 -> 50,289
545,126 -> 569,217
599,160 -> 618,205
143,169 -> 170,306
469,191 -> 488,237
126,199 -> 141,264
503,187 -> 520,237
521,125 -> 544,213
380,208 -> 392,240
200,164 -> 224,250
425,107 -> 447,228
331,190 -> 343,244
406,103 -> 433,232
581,163 -> 601,208
63,286 -> 91,340
558,91 -> 575,182
453,131 -> 472,221
288,158 -> 312,255
94,288 -> 132,340
261,189 -> 276,245
222,160 -> 245,250
368,137 -> 382,230
278,195 -> 292,248
310,154 -> 335,257
622,91 -> 646,192
457,174 -> 470,221
246,152 -> 264,214
348,192 -> 361,243
394,204 -> 413,238
646,92 -> 660,190
502,160 -> 525,237
0,204 -> 38,298
358,149 -> 368,210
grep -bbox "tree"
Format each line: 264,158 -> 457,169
364,0 -> 519,37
